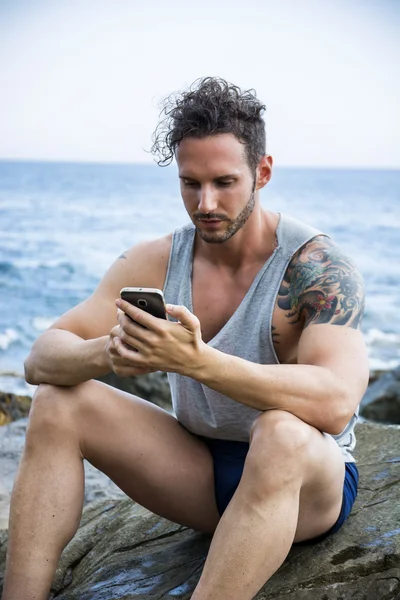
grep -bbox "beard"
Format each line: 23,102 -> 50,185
193,188 -> 256,244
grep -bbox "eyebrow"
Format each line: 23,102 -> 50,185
179,174 -> 238,181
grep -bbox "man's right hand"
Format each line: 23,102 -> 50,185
106,324 -> 156,377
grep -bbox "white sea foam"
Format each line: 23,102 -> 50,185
364,329 -> 400,346
368,357 -> 400,372
0,329 -> 19,351
5,258 -> 72,270
32,317 -> 58,332
365,329 -> 400,372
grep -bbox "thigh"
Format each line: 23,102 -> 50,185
53,380 -> 220,533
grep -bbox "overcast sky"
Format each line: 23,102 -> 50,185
0,0 -> 399,168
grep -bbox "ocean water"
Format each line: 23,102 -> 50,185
0,160 -> 399,396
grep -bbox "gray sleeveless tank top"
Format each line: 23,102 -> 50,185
163,213 -> 358,462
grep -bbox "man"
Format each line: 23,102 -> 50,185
2,77 -> 369,600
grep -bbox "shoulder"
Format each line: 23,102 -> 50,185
109,233 -> 173,288
94,233 -> 173,299
121,234 -> 172,270
49,234 -> 173,339
277,235 -> 365,330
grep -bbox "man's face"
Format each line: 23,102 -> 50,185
176,134 -> 257,244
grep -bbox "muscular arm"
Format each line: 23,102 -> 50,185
24,236 -> 171,386
188,237 -> 369,435
24,331 -> 111,386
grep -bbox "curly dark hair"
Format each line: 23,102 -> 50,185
151,77 -> 267,175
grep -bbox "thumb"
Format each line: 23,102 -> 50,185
166,304 -> 199,331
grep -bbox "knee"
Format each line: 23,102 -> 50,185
250,410 -> 311,454
246,410 -> 312,490
27,381 -> 91,440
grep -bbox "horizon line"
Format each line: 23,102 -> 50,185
0,157 -> 399,171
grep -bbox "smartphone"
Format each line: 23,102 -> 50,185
120,287 -> 167,320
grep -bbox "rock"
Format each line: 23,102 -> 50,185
0,418 -> 28,528
97,372 -> 172,412
0,392 -> 31,426
360,365 -> 400,424
368,369 -> 387,386
0,422 -> 398,599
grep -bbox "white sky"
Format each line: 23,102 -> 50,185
0,0 -> 399,167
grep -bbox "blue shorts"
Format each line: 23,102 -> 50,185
201,437 -> 359,545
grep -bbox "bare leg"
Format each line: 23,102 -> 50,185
2,395 -> 85,599
192,410 -> 345,600
2,381 -> 219,600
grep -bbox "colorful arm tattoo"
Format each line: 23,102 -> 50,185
277,236 -> 365,329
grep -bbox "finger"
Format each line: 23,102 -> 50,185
115,299 -> 162,331
119,332 -> 148,354
113,337 -> 145,363
117,310 -> 151,343
165,304 -> 199,331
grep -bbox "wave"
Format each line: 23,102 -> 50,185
368,357 -> 400,372
0,259 -> 75,272
32,316 -> 58,332
0,329 -> 19,351
364,328 -> 400,346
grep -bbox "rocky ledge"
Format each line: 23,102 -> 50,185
0,421 -> 398,599
0,368 -> 399,599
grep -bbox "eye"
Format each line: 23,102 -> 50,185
183,180 -> 198,187
217,181 -> 233,187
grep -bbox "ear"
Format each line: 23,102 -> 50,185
255,155 -> 273,190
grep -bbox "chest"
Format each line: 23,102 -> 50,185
192,262 -> 302,363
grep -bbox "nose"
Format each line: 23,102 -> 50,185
197,185 -> 218,214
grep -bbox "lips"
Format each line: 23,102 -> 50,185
197,219 -> 223,227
